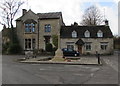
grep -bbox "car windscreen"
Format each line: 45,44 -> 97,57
63,48 -> 67,51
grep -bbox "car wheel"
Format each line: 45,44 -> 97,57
74,54 -> 77,57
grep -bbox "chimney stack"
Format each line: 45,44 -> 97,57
74,22 -> 78,26
3,24 -> 6,29
105,19 -> 109,26
22,9 -> 27,15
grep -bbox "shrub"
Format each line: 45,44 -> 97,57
52,35 -> 58,48
86,52 -> 90,55
7,43 -> 22,54
45,43 -> 53,52
52,47 -> 57,52
33,49 -> 38,54
39,48 -> 44,52
2,28 -> 23,54
2,42 -> 10,54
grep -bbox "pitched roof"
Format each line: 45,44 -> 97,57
16,10 -> 62,21
24,19 -> 37,23
37,12 -> 62,19
60,25 -> 113,38
16,9 -> 36,21
75,39 -> 85,45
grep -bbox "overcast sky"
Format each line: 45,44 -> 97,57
0,0 -> 119,35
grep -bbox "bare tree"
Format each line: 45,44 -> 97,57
80,5 -> 103,26
0,0 -> 24,28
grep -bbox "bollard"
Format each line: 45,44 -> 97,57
96,51 -> 100,64
98,53 -> 100,64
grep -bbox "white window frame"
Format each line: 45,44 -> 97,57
66,42 -> 74,50
24,38 -> 36,50
85,30 -> 90,37
67,45 -> 74,50
85,42 -> 92,51
100,42 -> 108,50
72,30 -> 77,38
24,39 -> 32,50
97,30 -> 103,37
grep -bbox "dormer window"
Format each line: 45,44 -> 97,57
72,30 -> 77,38
85,30 -> 90,37
97,30 -> 103,37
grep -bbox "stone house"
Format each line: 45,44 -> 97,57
16,9 -> 113,54
60,23 -> 113,54
16,9 -> 64,51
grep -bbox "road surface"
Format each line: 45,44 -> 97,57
2,53 -> 118,84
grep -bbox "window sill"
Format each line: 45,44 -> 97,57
101,49 -> 107,50
24,32 -> 37,34
85,50 -> 91,51
45,32 -> 51,33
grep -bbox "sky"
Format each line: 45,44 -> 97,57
0,0 -> 119,36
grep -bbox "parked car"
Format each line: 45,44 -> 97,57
62,48 -> 80,56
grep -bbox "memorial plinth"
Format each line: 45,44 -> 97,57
52,48 -> 64,61
51,33 -> 64,61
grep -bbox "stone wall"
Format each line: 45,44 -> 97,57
16,10 -> 63,51
16,10 -> 38,50
39,19 -> 61,50
61,38 -> 113,54
16,21 -> 24,50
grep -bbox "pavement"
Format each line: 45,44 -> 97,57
19,55 -> 102,65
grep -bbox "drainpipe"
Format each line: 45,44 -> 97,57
37,18 -> 40,50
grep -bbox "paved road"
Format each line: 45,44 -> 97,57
102,51 -> 118,72
2,54 -> 118,84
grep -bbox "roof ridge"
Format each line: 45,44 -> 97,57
37,12 -> 62,14
63,25 -> 107,27
60,25 -> 113,38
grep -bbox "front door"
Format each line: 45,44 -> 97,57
78,45 -> 82,54
44,36 -> 50,44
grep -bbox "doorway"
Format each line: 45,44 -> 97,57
78,45 -> 82,54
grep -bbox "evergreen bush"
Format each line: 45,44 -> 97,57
7,43 -> 22,54
45,43 -> 53,52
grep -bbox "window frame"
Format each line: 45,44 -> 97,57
25,39 -> 32,50
100,42 -> 108,50
66,42 -> 74,50
44,24 -> 51,32
84,30 -> 90,37
25,23 -> 36,33
97,30 -> 103,37
72,30 -> 77,38
24,38 -> 36,50
67,45 -> 74,50
85,42 -> 92,51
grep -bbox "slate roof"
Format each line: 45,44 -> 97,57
16,10 -> 62,21
60,25 -> 113,38
24,19 -> 37,23
75,39 -> 85,45
37,12 -> 62,19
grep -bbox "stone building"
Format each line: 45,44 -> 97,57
60,23 -> 113,54
16,9 -> 113,54
16,9 -> 64,51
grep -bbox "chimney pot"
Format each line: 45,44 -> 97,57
74,22 -> 78,26
105,19 -> 109,26
22,9 -> 27,15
